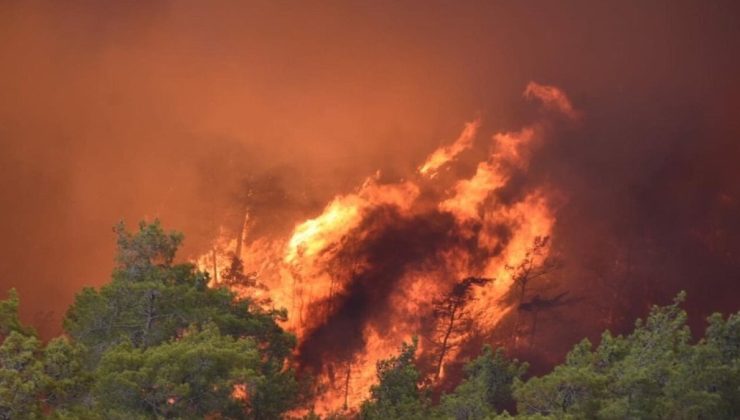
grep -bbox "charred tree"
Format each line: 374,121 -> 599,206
343,362 -> 351,411
234,209 -> 250,261
220,253 -> 270,306
211,247 -> 219,284
501,236 -> 562,348
517,291 -> 569,312
518,291 -> 572,349
504,236 -> 560,306
431,276 -> 492,380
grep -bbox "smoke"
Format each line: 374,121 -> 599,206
298,207 -> 460,368
283,86 -> 566,405
1,1 -> 739,384
0,1 -> 479,331
523,83 -> 580,121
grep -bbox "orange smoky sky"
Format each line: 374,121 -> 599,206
1,1 -> 739,337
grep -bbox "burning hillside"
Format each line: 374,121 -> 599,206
3,3 -> 740,418
196,82 -> 577,413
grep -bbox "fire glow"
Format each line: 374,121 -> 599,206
197,83 -> 577,414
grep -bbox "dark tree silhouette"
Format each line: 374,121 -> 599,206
518,291 -> 575,349
220,253 -> 270,306
503,237 -> 560,307
431,276 -> 493,380
501,236 -> 563,349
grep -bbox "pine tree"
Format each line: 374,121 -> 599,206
430,277 -> 492,380
360,338 -> 430,420
437,345 -> 527,420
62,220 -> 298,418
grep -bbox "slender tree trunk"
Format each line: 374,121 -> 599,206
512,268 -> 532,349
298,281 -> 306,328
235,210 -> 249,261
529,309 -> 539,350
343,363 -> 351,411
327,274 -> 336,315
289,267 -> 300,328
141,290 -> 156,347
435,303 -> 458,380
212,247 -> 219,284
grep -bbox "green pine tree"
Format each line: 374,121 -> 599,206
437,346 -> 527,420
360,338 -> 430,420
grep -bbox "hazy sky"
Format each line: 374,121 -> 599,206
1,1 -> 739,334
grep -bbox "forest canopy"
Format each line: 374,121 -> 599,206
0,221 -> 738,419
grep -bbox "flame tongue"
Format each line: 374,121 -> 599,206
197,83 -> 574,414
419,119 -> 481,178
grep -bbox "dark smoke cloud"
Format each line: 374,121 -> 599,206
297,205 -> 488,370
1,0 -> 739,359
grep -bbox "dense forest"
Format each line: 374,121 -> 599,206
1,221 -> 738,419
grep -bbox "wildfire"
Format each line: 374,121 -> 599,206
418,119 -> 480,178
196,82 -> 577,414
286,176 -> 420,265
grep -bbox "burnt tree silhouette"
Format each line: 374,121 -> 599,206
431,276 -> 493,380
220,253 -> 270,306
501,236 -> 562,349
518,291 -> 572,349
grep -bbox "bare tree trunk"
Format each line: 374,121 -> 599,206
512,273 -> 530,349
529,309 -> 539,350
343,363 -> 351,411
327,274 -> 336,315
289,266 -> 301,328
235,210 -> 249,261
212,248 -> 219,284
435,303 -> 458,380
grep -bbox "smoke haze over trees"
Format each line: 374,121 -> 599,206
1,1 -> 740,417
1,2 -> 739,341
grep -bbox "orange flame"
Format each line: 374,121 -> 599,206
419,119 -> 481,178
196,83 -> 576,414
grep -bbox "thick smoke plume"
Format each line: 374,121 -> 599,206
1,0 -> 740,411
